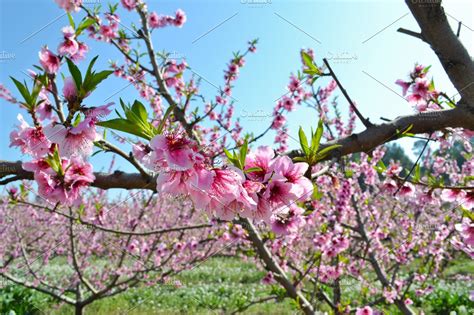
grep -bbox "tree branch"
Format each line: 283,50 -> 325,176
0,160 -> 156,191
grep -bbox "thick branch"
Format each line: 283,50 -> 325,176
0,160 -> 156,191
288,107 -> 474,161
1,106 -> 473,189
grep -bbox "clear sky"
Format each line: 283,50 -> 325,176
1,0 -> 472,175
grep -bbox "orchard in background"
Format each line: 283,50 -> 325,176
0,0 -> 473,314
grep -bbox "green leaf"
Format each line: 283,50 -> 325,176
293,157 -> 307,162
131,100 -> 148,123
85,56 -> 99,80
311,184 -> 323,200
413,164 -> 421,182
300,51 -> 321,75
97,118 -> 152,140
10,77 -> 31,107
66,58 -> 82,91
244,167 -> 262,174
76,18 -> 95,36
374,160 -> 387,174
223,148 -> 234,161
298,127 -> 310,156
239,139 -> 248,167
311,119 -> 324,154
67,13 -> 76,30
91,70 -> 114,88
315,144 -> 342,161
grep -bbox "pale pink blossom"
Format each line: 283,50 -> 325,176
244,146 -> 274,182
270,204 -> 305,235
355,306 -> 373,315
39,48 -> 61,74
24,156 -> 94,205
9,114 -> 51,158
174,9 -> 187,28
455,218 -> 474,247
121,0 -> 137,11
58,26 -> 79,56
270,156 -> 313,199
150,133 -> 199,171
55,0 -> 82,12
395,79 -> 410,96
62,77 -> 77,102
44,121 -> 97,158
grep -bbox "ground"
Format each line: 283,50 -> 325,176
1,256 -> 473,314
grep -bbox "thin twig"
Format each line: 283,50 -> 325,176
322,58 -> 373,128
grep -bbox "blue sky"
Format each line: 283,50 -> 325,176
1,0 -> 472,175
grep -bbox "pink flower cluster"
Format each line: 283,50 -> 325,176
452,217 -> 474,258
39,47 -> 61,74
396,64 -> 439,112
55,0 -> 82,12
0,84 -> 17,104
148,9 -> 187,29
23,155 -> 94,205
58,26 -> 88,61
10,114 -> 51,158
134,135 -> 312,234
44,103 -> 112,158
121,0 -> 138,11
9,102 -> 111,203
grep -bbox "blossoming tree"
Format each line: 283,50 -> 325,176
0,0 -> 473,314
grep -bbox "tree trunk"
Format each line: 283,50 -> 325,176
75,304 -> 84,315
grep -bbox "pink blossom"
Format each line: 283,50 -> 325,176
55,0 -> 82,12
157,166 -> 214,209
148,12 -> 167,29
83,103 -> 113,120
263,175 -> 298,208
37,91 -> 54,121
455,218 -> 474,247
39,48 -> 61,74
271,114 -> 286,129
207,168 -> 251,220
0,84 -> 17,104
244,146 -> 274,182
25,156 -> 94,205
150,133 -> 199,171
383,288 -> 397,304
70,42 -> 88,61
440,189 -> 466,203
58,26 -> 79,56
270,204 -> 305,235
99,25 -> 117,42
174,9 -> 187,28
398,182 -> 415,197
62,77 -> 77,102
120,0 -> 137,11
9,114 -> 51,158
44,121 -> 97,158
395,79 -> 410,96
262,272 -> 274,284
270,156 -> 313,199
355,306 -> 373,315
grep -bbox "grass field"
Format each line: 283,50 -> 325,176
1,257 -> 473,314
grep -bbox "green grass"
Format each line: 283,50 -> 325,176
0,257 -> 297,315
1,256 -> 473,314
